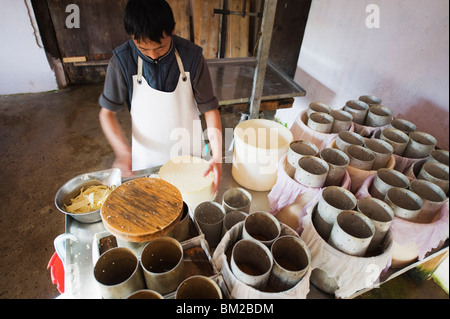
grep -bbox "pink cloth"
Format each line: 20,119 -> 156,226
353,122 -> 389,138
268,154 -> 351,233
355,174 -> 449,260
391,206 -> 449,260
392,154 -> 428,174
372,127 -> 430,173
354,174 -> 376,199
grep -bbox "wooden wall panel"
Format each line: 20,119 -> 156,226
226,0 -> 251,58
192,0 -> 222,59
167,0 -> 191,40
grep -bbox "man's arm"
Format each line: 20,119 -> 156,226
203,109 -> 223,194
99,108 -> 133,177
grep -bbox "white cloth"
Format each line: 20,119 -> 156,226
130,50 -> 203,171
211,222 -> 311,299
355,174 -> 449,260
300,210 -> 392,299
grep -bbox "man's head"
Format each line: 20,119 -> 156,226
124,0 -> 175,59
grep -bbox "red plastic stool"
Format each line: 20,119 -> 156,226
47,252 -> 65,294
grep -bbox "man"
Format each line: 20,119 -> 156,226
99,0 -> 222,192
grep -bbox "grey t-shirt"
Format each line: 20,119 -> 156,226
99,53 -> 219,115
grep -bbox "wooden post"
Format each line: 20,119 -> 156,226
249,0 -> 278,119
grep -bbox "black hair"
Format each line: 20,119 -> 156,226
124,0 -> 175,43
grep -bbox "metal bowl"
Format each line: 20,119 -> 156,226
55,168 -> 122,223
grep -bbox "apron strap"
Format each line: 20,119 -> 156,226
174,49 -> 187,82
136,49 -> 187,85
137,56 -> 143,85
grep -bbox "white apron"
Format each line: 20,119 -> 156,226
130,50 -> 203,171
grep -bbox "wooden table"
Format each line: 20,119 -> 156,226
61,163 -> 448,299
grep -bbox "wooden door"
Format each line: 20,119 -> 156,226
45,0 -> 130,84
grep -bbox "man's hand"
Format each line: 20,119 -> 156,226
204,159 -> 222,194
113,153 -> 133,178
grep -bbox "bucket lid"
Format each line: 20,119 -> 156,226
101,178 -> 183,242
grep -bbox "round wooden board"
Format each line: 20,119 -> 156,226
100,178 -> 183,243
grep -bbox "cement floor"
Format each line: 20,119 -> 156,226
0,84 -> 448,299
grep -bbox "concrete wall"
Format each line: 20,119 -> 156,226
277,0 -> 449,149
0,0 -> 58,95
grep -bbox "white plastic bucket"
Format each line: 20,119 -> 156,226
232,119 -> 293,191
